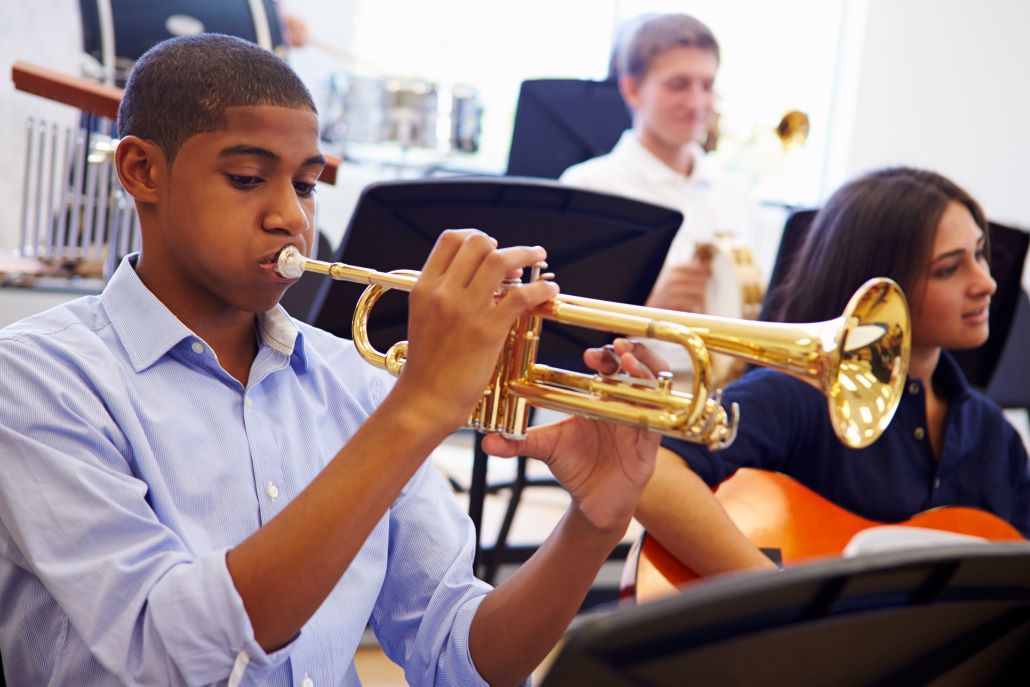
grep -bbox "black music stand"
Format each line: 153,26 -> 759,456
540,542 -> 1030,686
505,79 -> 630,179
306,178 -> 681,580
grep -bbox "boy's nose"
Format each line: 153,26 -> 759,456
263,184 -> 311,235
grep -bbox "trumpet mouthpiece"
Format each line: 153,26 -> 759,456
276,245 -> 306,279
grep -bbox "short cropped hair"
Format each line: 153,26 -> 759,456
117,33 -> 316,163
611,13 -> 720,81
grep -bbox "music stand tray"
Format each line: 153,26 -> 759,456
540,542 -> 1030,686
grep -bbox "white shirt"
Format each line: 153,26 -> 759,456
561,130 -> 777,282
561,131 -> 778,374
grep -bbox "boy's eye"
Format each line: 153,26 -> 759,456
294,181 -> 316,197
227,174 -> 263,189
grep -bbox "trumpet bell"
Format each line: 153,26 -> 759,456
830,279 -> 910,448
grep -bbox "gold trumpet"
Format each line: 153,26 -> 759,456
277,246 -> 910,450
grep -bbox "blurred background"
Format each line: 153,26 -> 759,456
3,0 -> 1028,257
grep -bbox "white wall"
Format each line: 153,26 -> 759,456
827,0 -> 1030,234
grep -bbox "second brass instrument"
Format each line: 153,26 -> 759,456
277,246 -> 910,450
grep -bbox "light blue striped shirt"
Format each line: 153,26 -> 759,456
0,257 -> 494,686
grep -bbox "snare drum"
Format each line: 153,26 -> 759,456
321,71 -> 482,155
384,78 -> 439,149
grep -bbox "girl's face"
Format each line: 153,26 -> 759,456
909,201 -> 996,352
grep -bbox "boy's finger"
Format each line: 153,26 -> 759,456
420,229 -> 490,280
468,245 -> 547,295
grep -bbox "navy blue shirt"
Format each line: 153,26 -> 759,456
663,352 -> 1030,536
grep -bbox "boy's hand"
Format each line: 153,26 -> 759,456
645,256 -> 711,313
482,338 -> 664,535
393,229 -> 558,431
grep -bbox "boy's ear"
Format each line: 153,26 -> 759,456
115,136 -> 166,204
618,74 -> 641,111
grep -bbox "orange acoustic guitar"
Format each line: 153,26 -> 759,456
625,468 -> 1025,604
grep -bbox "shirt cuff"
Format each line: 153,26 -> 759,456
444,595 -> 531,687
148,548 -> 297,685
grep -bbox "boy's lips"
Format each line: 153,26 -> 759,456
259,244 -> 301,265
259,245 -> 303,281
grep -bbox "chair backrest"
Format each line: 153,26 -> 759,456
505,79 -> 630,179
762,209 -> 1030,394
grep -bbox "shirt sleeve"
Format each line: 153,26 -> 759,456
0,338 -> 291,685
367,458 -> 499,687
660,369 -> 816,486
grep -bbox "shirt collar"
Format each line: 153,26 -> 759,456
102,255 -> 308,373
610,130 -> 712,186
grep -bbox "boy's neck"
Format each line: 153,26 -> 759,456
634,127 -> 696,177
134,259 -> 260,386
192,314 -> 260,386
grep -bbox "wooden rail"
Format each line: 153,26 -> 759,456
11,60 -> 339,185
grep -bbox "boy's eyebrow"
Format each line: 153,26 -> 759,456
218,145 -> 326,167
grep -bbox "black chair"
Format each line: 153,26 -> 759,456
541,542 -> 1030,686
505,79 -> 630,179
763,209 -> 1030,401
305,177 -> 683,585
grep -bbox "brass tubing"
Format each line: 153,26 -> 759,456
282,250 -> 909,449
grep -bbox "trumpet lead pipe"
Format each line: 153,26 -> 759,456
276,245 -> 416,290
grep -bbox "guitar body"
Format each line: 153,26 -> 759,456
629,468 -> 1025,603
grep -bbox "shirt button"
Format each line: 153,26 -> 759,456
913,427 -> 926,440
266,482 -> 279,500
244,397 -> 253,410
908,382 -> 920,395
934,478 -> 941,490
302,674 -> 314,687
191,342 -> 205,354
